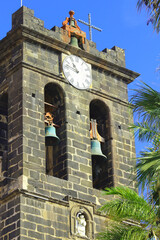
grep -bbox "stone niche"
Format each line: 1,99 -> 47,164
70,202 -> 94,239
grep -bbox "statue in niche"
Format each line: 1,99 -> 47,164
76,212 -> 87,237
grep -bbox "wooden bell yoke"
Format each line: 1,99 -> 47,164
90,119 -> 105,142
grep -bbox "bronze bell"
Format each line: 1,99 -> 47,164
91,139 -> 107,160
90,119 -> 107,160
45,125 -> 60,146
45,112 -> 60,146
70,35 -> 79,48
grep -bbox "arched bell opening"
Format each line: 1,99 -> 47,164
90,99 -> 113,189
0,92 -> 8,181
44,83 -> 67,180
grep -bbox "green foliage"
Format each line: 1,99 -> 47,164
130,82 -> 160,129
97,224 -> 147,240
136,150 -> 160,188
129,122 -> 158,142
97,187 -> 160,240
100,187 -> 156,222
137,0 -> 160,32
130,82 -> 160,197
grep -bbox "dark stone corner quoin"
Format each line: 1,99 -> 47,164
0,6 -> 139,240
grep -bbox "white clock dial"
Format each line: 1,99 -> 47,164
62,55 -> 92,90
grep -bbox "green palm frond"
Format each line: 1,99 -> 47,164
100,187 -> 156,222
130,82 -> 160,192
137,0 -> 160,32
129,122 -> 158,142
136,150 -> 160,189
97,224 -> 147,240
149,181 -> 160,205
98,186 -> 159,240
130,82 -> 160,129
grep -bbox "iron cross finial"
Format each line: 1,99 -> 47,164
78,13 -> 102,41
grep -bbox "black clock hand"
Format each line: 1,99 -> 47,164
66,65 -> 78,73
72,63 -> 79,73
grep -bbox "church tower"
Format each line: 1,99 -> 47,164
0,7 -> 139,240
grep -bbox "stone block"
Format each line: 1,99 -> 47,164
72,140 -> 87,151
80,164 -> 92,174
73,183 -> 87,193
22,221 -> 36,230
28,230 -> 44,240
6,213 -> 20,225
56,229 -> 69,238
9,229 -> 20,239
37,225 -> 54,235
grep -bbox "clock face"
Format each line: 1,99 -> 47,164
62,55 -> 92,90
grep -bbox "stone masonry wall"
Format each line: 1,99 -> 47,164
22,66 -> 136,204
0,194 -> 20,239
0,191 -> 107,240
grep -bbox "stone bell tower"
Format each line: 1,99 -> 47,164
0,7 -> 139,240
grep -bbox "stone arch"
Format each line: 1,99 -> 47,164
70,205 -> 94,239
44,83 -> 67,179
90,99 -> 113,189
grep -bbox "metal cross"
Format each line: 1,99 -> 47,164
78,13 -> 102,41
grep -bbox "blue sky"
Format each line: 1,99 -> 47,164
0,0 -> 159,155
